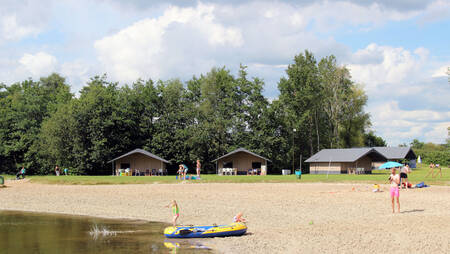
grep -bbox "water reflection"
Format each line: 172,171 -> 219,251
164,239 -> 212,253
0,210 -> 213,254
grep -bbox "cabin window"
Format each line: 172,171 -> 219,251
223,161 -> 233,168
120,163 -> 130,169
252,162 -> 262,169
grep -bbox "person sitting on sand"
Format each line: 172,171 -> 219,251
233,212 -> 246,223
372,184 -> 381,192
166,200 -> 179,227
389,167 -> 401,213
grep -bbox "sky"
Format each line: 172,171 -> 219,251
1,0 -> 449,146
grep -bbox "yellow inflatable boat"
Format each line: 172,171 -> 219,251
164,222 -> 247,238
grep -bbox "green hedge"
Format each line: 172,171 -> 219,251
415,149 -> 450,166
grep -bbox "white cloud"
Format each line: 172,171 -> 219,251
94,3 -> 243,82
299,1 -> 418,31
375,101 -> 450,122
369,101 -> 450,145
0,14 -> 41,41
0,0 -> 52,42
419,0 -> 450,23
424,122 -> 450,143
432,65 -> 450,78
0,52 -> 93,94
347,44 -> 450,145
347,44 -> 428,92
19,52 -> 58,77
93,1 -> 434,84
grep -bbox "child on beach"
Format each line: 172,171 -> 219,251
233,212 -> 246,223
372,184 -> 381,192
389,167 -> 400,213
166,200 -> 179,227
178,165 -> 183,179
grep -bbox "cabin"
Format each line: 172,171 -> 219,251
212,148 -> 271,175
372,147 -> 417,168
108,149 -> 169,176
305,147 -> 417,174
305,148 -> 386,174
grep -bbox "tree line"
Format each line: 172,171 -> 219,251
409,138 -> 450,166
0,51 -> 385,175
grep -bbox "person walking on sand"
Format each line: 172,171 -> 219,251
55,165 -> 60,176
196,160 -> 201,178
389,167 -> 400,213
166,200 -> 179,227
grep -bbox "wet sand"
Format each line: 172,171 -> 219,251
1,180 -> 449,253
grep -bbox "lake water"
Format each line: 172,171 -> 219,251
0,210 -> 213,254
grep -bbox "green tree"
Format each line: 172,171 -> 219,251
364,131 -> 387,147
0,74 -> 72,174
151,79 -> 194,167
318,56 -> 351,148
410,138 -> 425,149
339,85 -> 370,147
278,50 -> 322,160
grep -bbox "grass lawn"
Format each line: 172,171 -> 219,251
2,165 -> 448,185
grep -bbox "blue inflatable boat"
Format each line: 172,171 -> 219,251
164,222 -> 247,238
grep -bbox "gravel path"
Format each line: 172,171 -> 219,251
1,180 -> 449,253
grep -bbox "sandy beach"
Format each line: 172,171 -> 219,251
1,180 -> 450,253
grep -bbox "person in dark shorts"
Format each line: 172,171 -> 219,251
400,165 -> 411,189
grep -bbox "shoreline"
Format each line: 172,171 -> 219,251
1,181 -> 450,253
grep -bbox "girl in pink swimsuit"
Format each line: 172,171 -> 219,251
389,167 -> 400,213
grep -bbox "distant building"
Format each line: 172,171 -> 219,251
212,148 -> 271,175
305,147 -> 416,174
108,149 -> 169,176
372,146 -> 417,168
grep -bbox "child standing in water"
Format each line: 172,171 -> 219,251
389,167 -> 400,213
166,200 -> 179,227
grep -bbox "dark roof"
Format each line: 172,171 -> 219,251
107,149 -> 169,163
305,148 -> 386,163
212,148 -> 271,162
373,147 -> 416,160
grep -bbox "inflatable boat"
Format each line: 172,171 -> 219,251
164,222 -> 247,238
